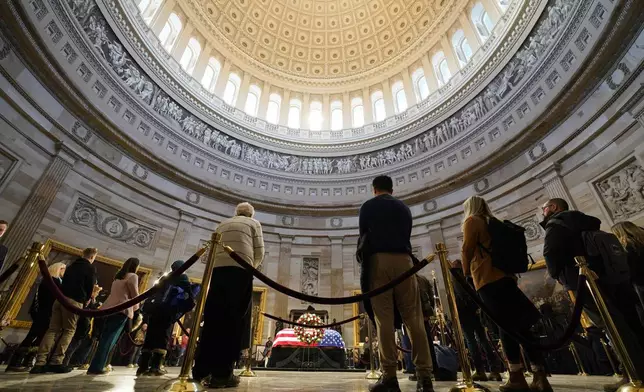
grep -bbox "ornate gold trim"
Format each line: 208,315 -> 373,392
8,239 -> 152,329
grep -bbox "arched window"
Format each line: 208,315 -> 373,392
391,81 -> 408,114
331,100 -> 343,131
432,51 -> 452,86
371,91 -> 386,122
288,99 -> 302,128
351,97 -> 364,128
179,38 -> 201,74
471,3 -> 494,41
138,0 -> 162,25
309,101 -> 323,131
452,30 -> 473,67
411,68 -> 430,101
222,73 -> 240,106
158,13 -> 182,52
201,57 -> 221,93
244,85 -> 261,116
265,94 -> 281,124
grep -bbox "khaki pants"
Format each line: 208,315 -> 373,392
369,253 -> 432,378
35,300 -> 82,366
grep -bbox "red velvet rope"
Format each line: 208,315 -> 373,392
36,247 -> 207,318
0,259 -> 21,285
224,246 -> 432,305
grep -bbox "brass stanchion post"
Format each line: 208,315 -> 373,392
365,318 -> 381,380
568,342 -> 588,376
600,337 -> 622,378
0,243 -> 42,326
575,256 -> 643,392
435,242 -> 490,392
162,232 -> 221,392
239,305 -> 260,377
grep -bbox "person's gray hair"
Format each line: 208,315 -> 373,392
235,202 -> 255,218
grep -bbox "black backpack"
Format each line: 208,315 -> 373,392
480,217 -> 532,274
548,219 -> 630,284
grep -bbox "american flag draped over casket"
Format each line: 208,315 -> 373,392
272,328 -> 345,348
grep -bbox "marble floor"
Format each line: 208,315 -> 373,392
0,367 -> 621,391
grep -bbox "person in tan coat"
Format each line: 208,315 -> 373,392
461,196 -> 552,392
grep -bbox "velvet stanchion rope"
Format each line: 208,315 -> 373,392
0,259 -> 21,285
450,269 -> 587,351
36,246 -> 208,318
223,246 -> 433,305
396,345 -> 412,353
262,312 -> 364,329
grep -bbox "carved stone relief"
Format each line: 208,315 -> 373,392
517,216 -> 544,241
68,197 -> 157,249
301,257 -> 319,303
61,0 -> 578,176
594,161 -> 644,220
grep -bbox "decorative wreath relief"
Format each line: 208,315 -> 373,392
293,313 -> 325,344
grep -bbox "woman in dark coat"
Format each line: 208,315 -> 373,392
5,262 -> 66,372
137,260 -> 193,376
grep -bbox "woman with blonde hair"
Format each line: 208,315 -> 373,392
611,221 -> 644,308
461,196 -> 551,392
6,262 -> 66,372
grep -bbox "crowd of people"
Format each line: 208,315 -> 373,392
0,174 -> 643,392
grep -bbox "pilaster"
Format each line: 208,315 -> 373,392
421,55 -> 439,93
362,88 -> 373,124
213,59 -> 232,97
279,90 -> 291,127
401,70 -> 416,107
192,44 -> 212,82
150,0 -> 176,36
274,235 -> 294,318
236,72 -> 252,111
381,79 -> 395,118
1,144 -> 77,275
164,211 -> 196,271
342,92 -> 351,128
538,163 -> 577,210
459,13 -> 482,50
170,23 -> 194,59
257,81 -> 272,119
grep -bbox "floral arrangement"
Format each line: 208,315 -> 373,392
293,313 -> 325,344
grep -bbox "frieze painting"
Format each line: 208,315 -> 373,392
65,0 -> 576,175
594,160 -> 644,221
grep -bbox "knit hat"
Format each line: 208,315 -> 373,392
171,260 -> 185,271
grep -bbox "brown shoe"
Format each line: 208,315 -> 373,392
499,371 -> 530,392
529,371 -> 553,392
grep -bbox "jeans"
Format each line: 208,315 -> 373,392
88,313 -> 128,372
461,310 -> 504,372
130,346 -> 142,365
402,332 -> 414,373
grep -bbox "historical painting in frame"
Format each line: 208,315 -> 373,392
9,240 -> 151,328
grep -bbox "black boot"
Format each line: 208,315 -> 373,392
136,350 -> 152,376
5,347 -> 28,372
146,349 -> 168,376
369,375 -> 401,392
416,376 -> 435,392
22,348 -> 38,372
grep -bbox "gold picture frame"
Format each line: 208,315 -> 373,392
8,239 -> 151,328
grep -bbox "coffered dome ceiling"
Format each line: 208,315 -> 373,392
189,0 -> 455,79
